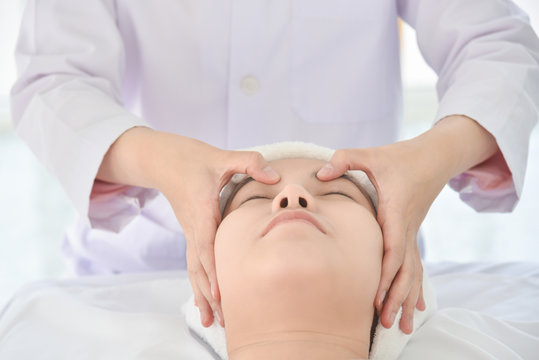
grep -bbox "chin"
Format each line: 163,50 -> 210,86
247,254 -> 338,304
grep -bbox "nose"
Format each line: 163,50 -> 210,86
271,184 -> 316,212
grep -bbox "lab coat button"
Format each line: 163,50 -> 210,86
240,75 -> 260,95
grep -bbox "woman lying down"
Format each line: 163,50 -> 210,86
1,143 -> 537,360
184,141 -> 434,360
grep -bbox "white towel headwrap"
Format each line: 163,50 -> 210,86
183,141 -> 437,360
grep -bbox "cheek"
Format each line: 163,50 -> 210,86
327,204 -> 383,291
214,209 -> 264,289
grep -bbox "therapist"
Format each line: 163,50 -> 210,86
10,0 -> 539,334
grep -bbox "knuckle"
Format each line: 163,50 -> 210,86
387,291 -> 406,308
332,149 -> 349,162
247,151 -> 264,165
188,264 -> 203,278
382,249 -> 402,266
400,311 -> 413,325
199,256 -> 215,273
193,288 -> 208,306
402,300 -> 416,315
393,241 -> 407,255
380,276 -> 398,292
402,289 -> 418,307
187,270 -> 197,281
399,266 -> 415,280
384,243 -> 406,259
197,241 -> 213,255
194,293 -> 205,305
381,261 -> 403,280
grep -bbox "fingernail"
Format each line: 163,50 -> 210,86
211,282 -> 217,300
215,310 -> 222,325
378,290 -> 386,307
417,296 -> 426,311
263,166 -> 279,180
317,164 -> 334,177
389,311 -> 396,325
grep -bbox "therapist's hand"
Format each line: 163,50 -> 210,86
97,127 -> 280,328
317,141 -> 434,334
316,115 -> 500,334
156,136 -> 281,328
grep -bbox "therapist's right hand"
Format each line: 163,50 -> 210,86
96,127 -> 281,328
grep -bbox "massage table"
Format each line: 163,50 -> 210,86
0,261 -> 538,359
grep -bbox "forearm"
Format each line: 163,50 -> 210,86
96,126 -> 163,189
96,127 -> 222,196
414,114 -> 499,181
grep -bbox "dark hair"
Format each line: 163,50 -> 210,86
369,311 -> 379,352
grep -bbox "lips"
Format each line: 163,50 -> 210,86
262,210 -> 326,236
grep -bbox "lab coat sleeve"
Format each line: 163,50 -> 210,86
397,0 -> 539,212
10,0 -> 159,232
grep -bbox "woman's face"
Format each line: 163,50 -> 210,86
215,158 -> 383,352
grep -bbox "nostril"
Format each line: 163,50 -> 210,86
299,197 -> 307,208
280,197 -> 288,208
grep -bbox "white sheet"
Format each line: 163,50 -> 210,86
0,262 -> 538,359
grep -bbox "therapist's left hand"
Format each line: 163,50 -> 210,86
316,137 -> 452,334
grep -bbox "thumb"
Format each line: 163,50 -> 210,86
316,148 -> 358,181
317,148 -> 375,181
223,150 -> 280,185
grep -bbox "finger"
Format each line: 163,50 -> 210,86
379,229 -> 416,329
374,220 -> 406,315
399,257 -> 422,334
416,284 -> 426,311
398,284 -> 420,334
192,209 -> 224,324
192,260 -> 220,327
221,151 -> 280,186
193,279 -> 214,327
316,149 -> 353,181
379,254 -> 415,330
187,248 -> 214,327
317,148 -> 375,181
186,234 -> 216,327
194,209 -> 221,301
411,238 -> 426,312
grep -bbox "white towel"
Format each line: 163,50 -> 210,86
182,273 -> 436,360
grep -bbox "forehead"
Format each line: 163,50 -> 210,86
269,157 -> 327,175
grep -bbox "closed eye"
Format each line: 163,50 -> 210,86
239,192 -> 354,206
322,192 -> 354,200
240,195 -> 270,206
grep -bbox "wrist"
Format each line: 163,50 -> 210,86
97,126 -> 162,189
413,115 -> 498,180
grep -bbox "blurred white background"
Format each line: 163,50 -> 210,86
0,0 -> 538,309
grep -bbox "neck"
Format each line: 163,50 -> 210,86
228,330 -> 369,360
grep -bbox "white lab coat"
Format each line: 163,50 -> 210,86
10,0 -> 539,274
